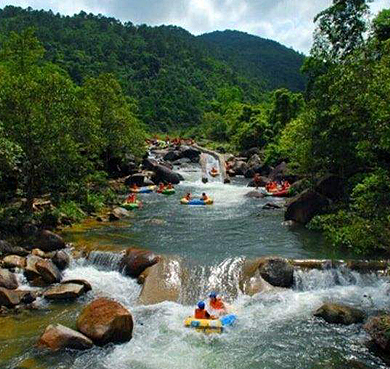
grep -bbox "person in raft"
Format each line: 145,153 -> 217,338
185,193 -> 192,201
167,182 -> 174,189
201,192 -> 209,201
194,301 -> 215,320
211,167 -> 218,173
208,292 -> 227,315
131,183 -> 139,190
158,182 -> 165,192
253,173 -> 262,189
126,193 -> 137,203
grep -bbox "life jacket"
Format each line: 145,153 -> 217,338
210,298 -> 224,310
195,308 -> 210,319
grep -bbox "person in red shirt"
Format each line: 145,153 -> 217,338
209,292 -> 227,314
126,194 -> 136,203
194,301 -> 214,319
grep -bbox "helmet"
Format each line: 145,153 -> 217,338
209,292 -> 217,298
197,301 -> 205,309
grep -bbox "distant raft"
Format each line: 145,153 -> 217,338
121,201 -> 141,210
184,314 -> 237,334
209,170 -> 219,177
259,188 -> 289,197
162,188 -> 176,195
180,198 -> 214,205
130,185 -> 156,194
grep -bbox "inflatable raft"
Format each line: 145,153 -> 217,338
260,188 -> 289,197
180,198 -> 214,205
162,188 -> 175,195
121,201 -> 141,210
209,170 -> 219,177
130,185 -> 156,194
184,314 -> 237,334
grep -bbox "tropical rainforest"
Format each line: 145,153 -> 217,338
0,1 -> 389,255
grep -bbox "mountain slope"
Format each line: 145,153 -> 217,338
199,30 -> 306,92
0,6 -> 306,130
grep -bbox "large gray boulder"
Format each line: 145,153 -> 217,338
52,250 -> 70,270
257,257 -> 294,288
120,248 -> 160,278
38,324 -> 93,351
231,160 -> 248,176
37,230 -> 66,252
0,269 -> 18,289
153,164 -> 183,184
124,173 -> 148,186
244,191 -> 265,199
77,298 -> 133,345
163,151 -> 181,162
364,314 -> 390,351
285,189 -> 330,225
314,303 -> 365,325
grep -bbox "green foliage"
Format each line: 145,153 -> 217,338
311,0 -> 369,62
0,6 -> 306,131
373,9 -> 390,42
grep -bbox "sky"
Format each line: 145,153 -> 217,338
0,0 -> 388,53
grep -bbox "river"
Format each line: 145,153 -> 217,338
1,158 -> 389,368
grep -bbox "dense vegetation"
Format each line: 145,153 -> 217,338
0,28 -> 146,233
0,6 -> 305,131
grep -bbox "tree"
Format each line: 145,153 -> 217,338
310,0 -> 370,63
0,29 -> 100,210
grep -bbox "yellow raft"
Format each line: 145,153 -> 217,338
184,317 -> 223,334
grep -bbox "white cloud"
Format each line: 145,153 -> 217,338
0,0 -> 388,53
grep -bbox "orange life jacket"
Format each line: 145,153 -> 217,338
195,308 -> 210,319
210,298 -> 224,310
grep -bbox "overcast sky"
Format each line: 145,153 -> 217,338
0,0 -> 388,53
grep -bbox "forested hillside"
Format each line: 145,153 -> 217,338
199,30 -> 306,92
0,6 -> 306,130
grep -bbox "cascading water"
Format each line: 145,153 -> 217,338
2,160 -> 390,368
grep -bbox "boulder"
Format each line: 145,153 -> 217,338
44,283 -> 85,300
314,303 -> 365,325
285,189 -> 330,225
109,207 -> 133,222
247,154 -> 263,169
364,314 -> 390,351
18,290 -> 36,304
263,203 -> 282,210
31,248 -> 56,259
0,240 -> 29,257
52,250 -> 70,270
77,298 -> 133,345
37,230 -> 66,252
179,146 -> 200,161
120,248 -> 160,278
124,173 -> 147,187
38,324 -> 93,351
315,174 -> 344,201
163,151 -> 181,162
138,256 -> 184,305
153,164 -> 182,184
62,279 -> 92,292
247,176 -> 269,187
231,160 -> 248,176
244,191 -> 265,199
0,287 -> 21,307
36,259 -> 62,284
172,158 -> 191,165
2,255 -> 26,269
141,158 -> 158,171
258,257 -> 294,288
269,161 -> 287,181
0,269 -> 19,289
24,255 -> 44,280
